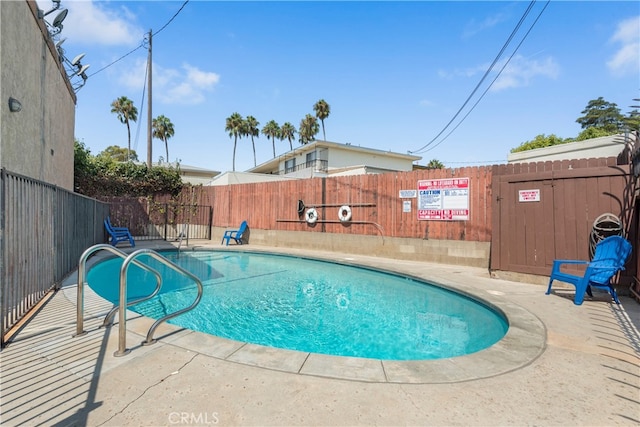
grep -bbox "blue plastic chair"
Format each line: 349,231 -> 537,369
104,217 -> 135,247
546,235 -> 631,305
221,221 -> 248,246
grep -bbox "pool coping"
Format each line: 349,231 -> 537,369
64,244 -> 547,384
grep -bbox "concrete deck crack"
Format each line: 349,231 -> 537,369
96,352 -> 199,426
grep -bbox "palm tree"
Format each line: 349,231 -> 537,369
110,96 -> 138,161
298,114 -> 319,145
245,115 -> 260,167
313,99 -> 330,141
225,112 -> 244,171
262,120 -> 281,158
152,115 -> 175,163
280,122 -> 297,151
426,159 -> 445,169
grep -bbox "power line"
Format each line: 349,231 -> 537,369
87,45 -> 144,78
409,0 -> 540,155
419,0 -> 551,155
87,0 -> 189,79
153,0 -> 190,37
132,56 -> 149,155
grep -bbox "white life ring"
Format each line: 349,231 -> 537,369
305,208 -> 318,224
338,205 -> 352,222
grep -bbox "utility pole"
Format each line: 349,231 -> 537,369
146,29 -> 153,168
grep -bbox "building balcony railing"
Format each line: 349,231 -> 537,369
284,159 -> 328,175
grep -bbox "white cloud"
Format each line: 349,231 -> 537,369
184,64 -> 220,88
439,54 -> 558,92
491,55 -> 559,91
116,58 -> 148,90
39,0 -> 143,46
607,16 -> 640,77
118,60 -> 220,105
462,13 -> 508,39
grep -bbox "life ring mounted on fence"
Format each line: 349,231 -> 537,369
305,208 -> 318,224
338,205 -> 352,222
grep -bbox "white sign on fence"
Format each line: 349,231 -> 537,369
417,178 -> 470,220
518,189 -> 540,202
399,190 -> 417,198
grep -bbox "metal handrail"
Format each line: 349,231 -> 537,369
76,244 -> 162,337
176,222 -> 189,255
102,271 -> 163,328
114,248 -> 203,357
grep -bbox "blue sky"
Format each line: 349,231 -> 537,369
39,1 -> 639,172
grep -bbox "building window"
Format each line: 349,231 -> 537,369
285,158 -> 296,173
306,151 -> 317,163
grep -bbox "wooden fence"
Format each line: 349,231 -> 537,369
180,167 -> 493,242
491,157 -> 637,286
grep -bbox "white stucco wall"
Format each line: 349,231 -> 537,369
507,134 -> 628,164
271,142 -> 417,176
0,0 -> 75,190
207,171 -> 297,186
325,146 -> 414,171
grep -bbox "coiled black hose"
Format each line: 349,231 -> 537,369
589,213 -> 622,259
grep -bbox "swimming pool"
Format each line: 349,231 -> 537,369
87,250 -> 508,361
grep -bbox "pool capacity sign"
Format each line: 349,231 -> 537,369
417,178 -> 470,221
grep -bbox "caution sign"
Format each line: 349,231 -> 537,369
417,178 -> 469,221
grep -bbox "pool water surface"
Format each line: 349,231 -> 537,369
87,250 -> 508,360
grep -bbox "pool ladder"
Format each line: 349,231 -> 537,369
75,244 -> 203,357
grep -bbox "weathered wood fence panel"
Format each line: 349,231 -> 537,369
200,167 -> 493,241
491,157 -> 637,284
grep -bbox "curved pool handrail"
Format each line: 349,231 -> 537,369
115,248 -> 204,357
102,269 -> 163,328
76,244 -> 162,337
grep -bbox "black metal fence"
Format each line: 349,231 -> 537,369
107,198 -> 213,242
1,169 -> 109,346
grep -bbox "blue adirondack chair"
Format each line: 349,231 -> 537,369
104,217 -> 135,247
221,221 -> 248,246
546,235 -> 631,305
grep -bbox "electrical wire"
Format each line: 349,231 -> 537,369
87,45 -> 144,78
153,0 -> 190,37
409,0 -> 538,155
87,0 -> 189,79
419,0 -> 551,155
132,56 -> 149,155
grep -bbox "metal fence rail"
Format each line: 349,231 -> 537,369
107,199 -> 213,241
1,169 -> 109,346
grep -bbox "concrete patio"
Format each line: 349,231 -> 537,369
1,240 -> 639,426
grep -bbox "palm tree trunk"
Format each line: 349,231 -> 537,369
126,121 -> 132,161
233,136 -> 237,171
164,137 -> 169,163
252,137 -> 256,167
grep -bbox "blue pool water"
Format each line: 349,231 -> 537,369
87,251 -> 508,360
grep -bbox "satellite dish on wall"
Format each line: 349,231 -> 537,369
71,53 -> 85,66
55,38 -> 66,48
40,0 -> 61,18
77,64 -> 90,76
52,9 -> 68,29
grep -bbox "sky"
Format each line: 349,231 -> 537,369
38,0 -> 640,172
